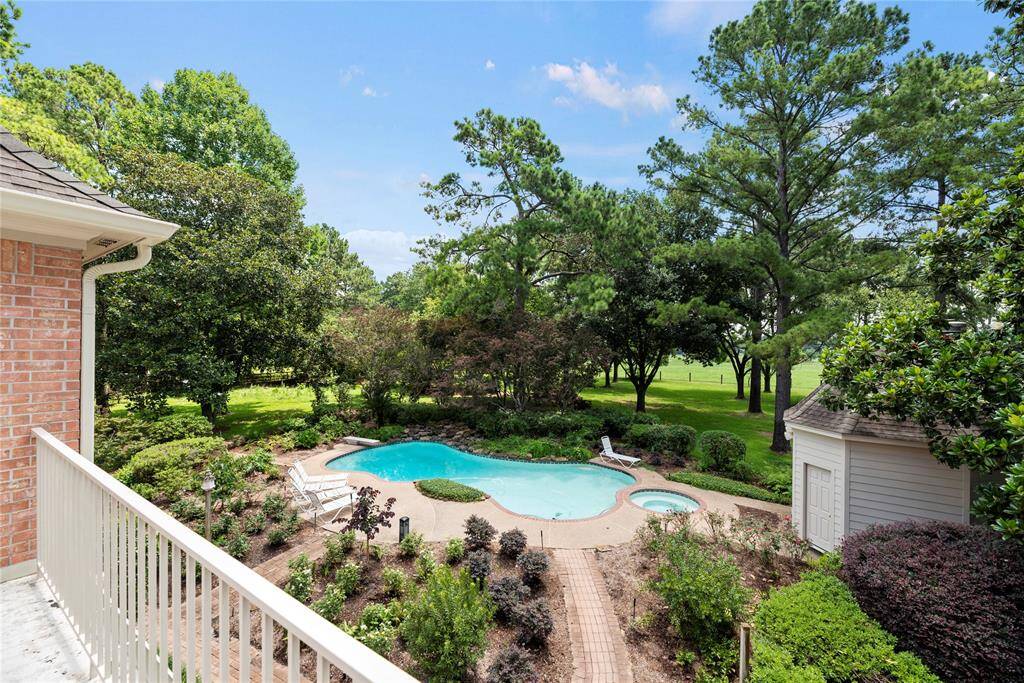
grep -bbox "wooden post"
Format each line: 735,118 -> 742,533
688,372 -> 691,382
739,622 -> 752,682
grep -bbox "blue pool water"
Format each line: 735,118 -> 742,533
629,489 -> 700,514
326,441 -> 635,520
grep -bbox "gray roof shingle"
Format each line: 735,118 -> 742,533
785,385 -> 934,443
0,125 -> 150,218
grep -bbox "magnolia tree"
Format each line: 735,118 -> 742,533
822,150 -> 1024,541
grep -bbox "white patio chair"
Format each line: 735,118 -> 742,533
287,470 -> 356,520
307,488 -> 357,525
600,436 -> 641,468
292,460 -> 349,492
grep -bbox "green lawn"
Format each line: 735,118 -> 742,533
114,358 -> 821,479
581,358 -> 822,479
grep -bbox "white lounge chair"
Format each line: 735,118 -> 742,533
600,436 -> 641,468
307,488 -> 357,525
292,460 -> 349,492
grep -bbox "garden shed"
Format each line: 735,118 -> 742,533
784,386 -> 974,552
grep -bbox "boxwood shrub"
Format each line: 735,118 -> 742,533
115,437 -> 229,502
752,571 -> 939,682
95,413 -> 213,472
625,424 -> 696,463
840,520 -> 1024,682
667,471 -> 790,505
697,430 -> 746,474
416,478 -> 487,502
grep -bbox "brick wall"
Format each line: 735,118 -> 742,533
0,239 -> 82,572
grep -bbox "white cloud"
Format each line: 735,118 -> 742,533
543,61 -> 669,114
341,229 -> 424,278
148,78 -> 165,92
484,59 -> 496,71
339,65 -> 363,86
362,86 -> 380,98
646,1 -> 752,37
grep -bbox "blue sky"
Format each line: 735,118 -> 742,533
21,1 -> 1004,278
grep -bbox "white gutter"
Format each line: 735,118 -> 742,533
80,244 -> 153,460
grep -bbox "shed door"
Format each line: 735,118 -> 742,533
805,464 -> 834,550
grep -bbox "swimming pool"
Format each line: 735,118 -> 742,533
629,489 -> 700,514
326,441 -> 635,520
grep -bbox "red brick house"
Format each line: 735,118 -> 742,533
1,126 -> 178,580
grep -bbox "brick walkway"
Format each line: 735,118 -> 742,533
554,549 -> 633,683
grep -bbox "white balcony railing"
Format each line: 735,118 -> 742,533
34,427 -> 417,683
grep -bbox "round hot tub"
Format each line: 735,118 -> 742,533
629,489 -> 700,514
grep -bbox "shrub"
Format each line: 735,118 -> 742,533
489,576 -> 530,621
840,521 -> 1024,682
344,602 -> 400,656
115,437 -> 229,502
585,406 -> 636,438
333,561 -> 362,597
285,554 -> 313,603
381,567 -> 409,598
753,572 -> 939,683
169,497 -> 204,523
401,566 -> 494,681
697,430 -> 746,474
222,532 -> 250,560
320,532 -> 355,576
313,582 -> 347,623
267,516 -> 299,547
146,413 -> 215,443
95,414 -> 215,473
653,537 -> 751,679
445,537 -> 466,564
749,638 -> 825,683
516,550 -> 549,586
666,471 -> 790,505
261,493 -> 288,521
212,514 -> 240,541
292,428 -> 322,449
369,544 -> 384,562
464,514 -> 497,550
534,411 -> 602,439
240,448 -> 276,476
466,549 -> 491,584
398,530 -> 425,558
513,600 -> 553,646
625,424 -> 696,463
415,551 -> 437,582
477,411 -> 531,437
416,478 -> 487,502
499,528 -> 528,559
486,645 -> 537,683
242,511 -> 267,536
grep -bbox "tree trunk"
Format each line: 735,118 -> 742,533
748,354 -> 762,413
770,294 -> 791,453
763,364 -> 772,393
735,366 -> 746,400
604,365 -> 611,387
613,363 -> 619,383
635,384 -> 647,412
200,401 -> 216,422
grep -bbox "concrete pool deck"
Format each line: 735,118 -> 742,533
294,442 -> 789,549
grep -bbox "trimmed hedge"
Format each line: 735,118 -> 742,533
667,471 -> 790,505
625,423 -> 696,464
752,572 -> 939,683
841,520 -> 1024,682
115,437 -> 229,501
697,430 -> 746,475
415,478 -> 487,502
95,413 -> 213,472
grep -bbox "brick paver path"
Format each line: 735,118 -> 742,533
554,549 -> 633,683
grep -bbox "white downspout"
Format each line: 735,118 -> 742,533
80,244 -> 153,460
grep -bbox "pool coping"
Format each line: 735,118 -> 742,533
324,439 -> 644,523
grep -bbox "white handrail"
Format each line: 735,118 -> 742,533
34,427 -> 417,683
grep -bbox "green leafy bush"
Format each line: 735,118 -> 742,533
240,448 -> 276,476
477,411 -> 532,437
625,424 -> 696,463
415,551 -> 438,582
752,572 -> 939,683
445,537 -> 466,564
401,566 -> 494,681
667,471 -> 790,505
697,430 -> 747,474
222,531 -> 251,560
285,554 -> 313,603
267,513 -> 300,547
320,531 -> 355,576
333,561 -> 362,597
292,428 -> 322,449
749,638 -> 825,683
343,602 -> 401,656
95,413 -> 214,472
464,515 -> 497,550
381,567 -> 410,598
499,528 -> 528,559
356,424 -> 405,442
585,406 -> 640,438
313,582 -> 347,623
516,550 -> 549,585
534,411 -> 603,439
653,537 -> 751,679
169,497 -> 204,523
242,512 -> 267,536
146,414 -> 215,443
261,493 -> 287,521
486,645 -> 536,683
399,530 -> 425,557
115,437 -> 229,503
416,478 -> 487,502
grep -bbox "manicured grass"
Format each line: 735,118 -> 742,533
582,358 -> 821,480
112,385 -> 317,440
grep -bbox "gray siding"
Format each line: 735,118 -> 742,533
791,429 -> 846,551
847,442 -> 967,534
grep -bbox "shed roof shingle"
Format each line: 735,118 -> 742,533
784,385 -> 933,443
0,126 -> 150,218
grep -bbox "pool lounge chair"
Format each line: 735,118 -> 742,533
292,460 -> 350,492
600,436 -> 641,468
307,488 -> 358,525
287,472 -> 357,522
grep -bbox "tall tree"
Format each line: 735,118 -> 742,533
0,0 -> 25,77
645,0 -> 909,451
118,69 -> 299,192
99,148 -> 337,419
